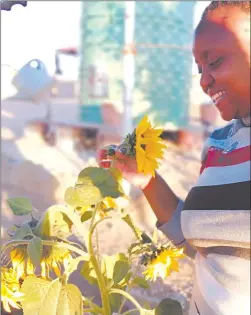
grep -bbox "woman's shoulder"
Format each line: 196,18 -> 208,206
210,119 -> 239,140
200,119 -> 249,162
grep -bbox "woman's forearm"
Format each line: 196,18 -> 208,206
142,172 -> 180,225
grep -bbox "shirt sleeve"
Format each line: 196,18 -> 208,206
156,199 -> 197,259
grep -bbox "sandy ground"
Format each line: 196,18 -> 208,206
1,97 -> 208,314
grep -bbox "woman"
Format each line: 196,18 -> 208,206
98,2 -> 250,314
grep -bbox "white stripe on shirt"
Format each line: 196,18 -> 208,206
196,161 -> 250,186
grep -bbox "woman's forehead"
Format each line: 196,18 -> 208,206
193,23 -> 232,59
194,8 -> 250,59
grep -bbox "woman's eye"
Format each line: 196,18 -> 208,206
209,58 -> 222,67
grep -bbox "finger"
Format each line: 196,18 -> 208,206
99,160 -> 112,168
115,149 -> 128,160
97,148 -> 109,162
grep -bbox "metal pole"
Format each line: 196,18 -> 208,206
122,1 -> 135,136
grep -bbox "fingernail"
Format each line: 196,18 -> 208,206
117,146 -> 127,155
101,161 -> 111,168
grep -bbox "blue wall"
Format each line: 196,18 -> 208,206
79,1 -> 196,129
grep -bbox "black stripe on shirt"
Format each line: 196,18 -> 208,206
183,181 -> 251,211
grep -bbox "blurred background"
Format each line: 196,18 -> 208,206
1,1 -> 225,314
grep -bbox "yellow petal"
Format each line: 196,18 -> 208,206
135,116 -> 166,176
143,128 -> 164,139
40,261 -> 47,279
26,259 -> 34,275
136,145 -> 146,173
52,261 -> 61,277
103,197 -> 117,209
136,116 -> 151,136
7,298 -> 21,310
2,299 -> 11,313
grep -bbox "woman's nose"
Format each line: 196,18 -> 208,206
200,69 -> 214,93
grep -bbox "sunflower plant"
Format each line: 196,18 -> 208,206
1,116 -> 184,315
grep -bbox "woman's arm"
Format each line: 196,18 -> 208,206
143,172 -> 196,258
143,172 -> 180,225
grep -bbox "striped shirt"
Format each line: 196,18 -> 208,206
158,118 -> 250,315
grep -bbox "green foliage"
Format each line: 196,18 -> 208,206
65,167 -> 125,208
12,223 -> 33,240
113,259 -> 130,284
27,237 -> 43,267
7,197 -> 33,216
34,206 -> 73,239
131,276 -> 150,289
80,260 -> 98,286
2,163 -> 184,315
21,277 -> 83,315
155,298 -> 183,315
80,210 -> 93,222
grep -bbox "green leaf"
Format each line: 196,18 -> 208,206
7,197 -> 33,216
12,223 -> 33,240
65,167 -> 125,208
113,260 -> 130,284
155,298 -> 183,315
80,210 -> 93,222
141,232 -> 152,244
131,276 -> 150,289
80,261 -> 98,286
101,253 -> 129,282
109,292 -> 123,314
77,167 -> 111,185
21,277 -> 83,315
101,255 -> 117,280
65,185 -> 103,207
128,242 -> 142,255
82,296 -> 103,314
128,242 -> 152,256
122,214 -> 142,241
109,167 -> 126,196
65,255 -> 90,275
27,237 -> 43,267
77,167 -> 124,199
34,206 -> 73,239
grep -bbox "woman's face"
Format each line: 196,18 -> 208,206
193,7 -> 250,121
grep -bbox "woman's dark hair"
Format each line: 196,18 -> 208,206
202,1 -> 250,19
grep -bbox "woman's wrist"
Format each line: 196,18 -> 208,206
141,173 -> 155,192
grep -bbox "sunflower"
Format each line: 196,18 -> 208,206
135,116 -> 166,177
40,246 -> 72,279
10,245 -> 72,280
143,247 -> 185,282
1,267 -> 24,313
10,247 -> 34,280
99,197 -> 117,218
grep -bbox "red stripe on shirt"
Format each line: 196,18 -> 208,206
200,145 -> 251,174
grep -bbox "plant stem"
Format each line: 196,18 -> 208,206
118,264 -> 140,315
96,226 -> 100,263
89,204 -> 111,315
109,288 -> 142,313
82,297 -> 103,314
122,309 -> 139,315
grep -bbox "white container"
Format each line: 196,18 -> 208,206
12,59 -> 54,103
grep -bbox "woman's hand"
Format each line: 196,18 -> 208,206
97,145 -> 152,190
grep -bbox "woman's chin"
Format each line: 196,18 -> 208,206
219,111 -> 235,122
